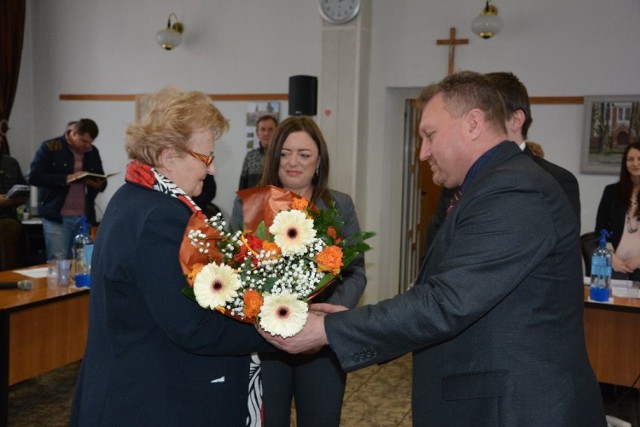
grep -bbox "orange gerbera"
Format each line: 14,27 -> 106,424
243,289 -> 264,319
316,245 -> 344,275
291,196 -> 309,211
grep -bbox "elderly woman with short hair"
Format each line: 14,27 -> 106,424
71,88 -> 271,426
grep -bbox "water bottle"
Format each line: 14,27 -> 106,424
589,229 -> 612,302
74,217 -> 93,288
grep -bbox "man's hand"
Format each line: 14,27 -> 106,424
258,309 -> 330,354
84,177 -> 106,190
0,194 -> 23,207
66,172 -> 105,190
310,303 -> 348,315
66,171 -> 87,184
0,194 -> 10,207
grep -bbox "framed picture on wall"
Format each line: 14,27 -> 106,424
581,95 -> 640,174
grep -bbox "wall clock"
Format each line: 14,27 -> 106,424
318,0 -> 361,24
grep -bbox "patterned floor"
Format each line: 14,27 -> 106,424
7,353 -> 639,426
7,355 -> 412,427
8,361 -> 80,426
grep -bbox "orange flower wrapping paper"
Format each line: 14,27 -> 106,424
179,213 -> 224,286
237,185 -> 295,232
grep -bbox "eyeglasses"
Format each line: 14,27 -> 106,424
186,150 -> 215,166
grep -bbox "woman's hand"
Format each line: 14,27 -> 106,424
622,255 -> 640,271
612,254 -> 634,273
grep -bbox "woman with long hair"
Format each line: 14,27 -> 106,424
596,141 -> 640,278
231,116 -> 367,426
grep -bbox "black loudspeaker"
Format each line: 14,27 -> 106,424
288,75 -> 318,116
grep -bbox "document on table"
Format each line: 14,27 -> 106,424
14,267 -> 48,279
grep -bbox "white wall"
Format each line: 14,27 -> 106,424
364,0 -> 640,302
8,0 -> 640,304
10,0 -> 320,221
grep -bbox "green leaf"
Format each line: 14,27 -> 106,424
342,254 -> 356,268
355,242 -> 372,252
262,276 -> 278,293
313,273 -> 336,294
342,231 -> 376,247
255,221 -> 268,240
182,287 -> 196,301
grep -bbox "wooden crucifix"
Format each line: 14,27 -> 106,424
436,27 -> 469,76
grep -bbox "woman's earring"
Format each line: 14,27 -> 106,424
315,163 -> 320,176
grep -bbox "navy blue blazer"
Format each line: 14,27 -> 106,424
70,183 -> 272,426
325,142 -> 605,426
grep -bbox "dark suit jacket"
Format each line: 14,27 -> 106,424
426,144 -> 581,250
524,145 -> 581,227
325,142 -> 605,426
70,183 -> 272,426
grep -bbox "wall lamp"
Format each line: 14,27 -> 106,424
471,0 -> 503,39
156,13 -> 184,50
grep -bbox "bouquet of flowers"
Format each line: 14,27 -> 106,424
180,186 -> 374,338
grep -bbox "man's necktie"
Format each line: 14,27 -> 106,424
446,188 -> 462,215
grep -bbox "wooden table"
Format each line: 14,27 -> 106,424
583,286 -> 640,388
0,265 -> 89,425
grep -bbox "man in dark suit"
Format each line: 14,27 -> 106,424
486,71 -> 581,221
426,71 -> 580,250
261,71 -> 605,426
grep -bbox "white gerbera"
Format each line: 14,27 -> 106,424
269,210 -> 316,256
259,292 -> 308,338
193,263 -> 241,309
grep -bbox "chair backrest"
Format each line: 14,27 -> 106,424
0,218 -> 23,270
580,232 -> 599,275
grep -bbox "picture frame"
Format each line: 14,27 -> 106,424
581,95 -> 640,174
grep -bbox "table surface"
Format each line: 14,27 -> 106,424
0,263 -> 90,426
0,265 -> 88,311
583,283 -> 640,311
